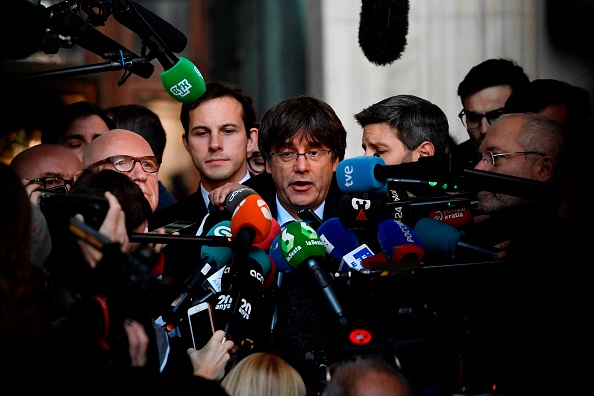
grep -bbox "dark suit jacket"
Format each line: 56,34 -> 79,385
148,189 -> 208,236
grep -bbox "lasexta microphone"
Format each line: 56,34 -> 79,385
413,218 -> 499,258
280,221 -> 348,326
358,0 -> 410,66
377,219 -> 424,263
115,0 -> 205,103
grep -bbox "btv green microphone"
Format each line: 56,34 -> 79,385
161,56 -> 206,104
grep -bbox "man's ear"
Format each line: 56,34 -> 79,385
181,133 -> 190,152
413,141 -> 435,161
247,127 -> 258,152
536,155 -> 556,182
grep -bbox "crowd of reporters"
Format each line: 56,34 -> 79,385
2,56 -> 592,396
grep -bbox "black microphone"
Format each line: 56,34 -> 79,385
110,0 -> 187,53
358,0 -> 410,66
113,0 -> 206,103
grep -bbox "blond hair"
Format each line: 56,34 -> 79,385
221,352 -> 306,396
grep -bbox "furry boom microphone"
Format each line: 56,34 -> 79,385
358,0 -> 410,66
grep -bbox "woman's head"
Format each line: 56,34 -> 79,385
221,352 -> 306,396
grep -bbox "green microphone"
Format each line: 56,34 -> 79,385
160,56 -> 206,104
280,221 -> 348,325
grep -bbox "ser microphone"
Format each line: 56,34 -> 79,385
358,0 -> 410,66
115,0 -> 205,103
413,217 -> 499,258
280,221 -> 348,326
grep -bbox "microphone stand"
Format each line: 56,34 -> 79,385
17,56 -> 154,81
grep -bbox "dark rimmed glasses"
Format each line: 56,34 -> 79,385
458,108 -> 505,130
270,149 -> 332,167
28,176 -> 74,190
90,155 -> 161,173
247,152 -> 266,174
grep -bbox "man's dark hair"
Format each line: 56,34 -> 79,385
180,81 -> 256,140
258,95 -> 347,163
354,94 -> 450,155
106,104 -> 167,159
41,101 -> 115,144
457,58 -> 530,103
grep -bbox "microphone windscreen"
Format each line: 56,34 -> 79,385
336,156 -> 386,194
318,218 -> 360,262
337,195 -> 384,230
161,57 -> 206,103
230,194 -> 273,245
224,187 -> 258,215
248,246 -> 273,278
254,217 -> 281,252
201,220 -> 233,269
263,255 -> 277,290
427,207 -> 474,230
358,0 -> 410,66
269,235 -> 294,274
280,221 -> 325,271
377,219 -> 424,262
412,217 -> 460,254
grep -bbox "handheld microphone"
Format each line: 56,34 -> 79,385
377,219 -> 424,262
358,0 -> 410,66
214,247 -> 272,350
280,221 -> 348,326
115,0 -> 205,103
230,194 -> 273,248
269,234 -> 295,275
317,217 -> 373,271
165,221 -> 232,325
254,217 -> 281,253
413,218 -> 499,258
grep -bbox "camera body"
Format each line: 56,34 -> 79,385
39,192 -> 109,230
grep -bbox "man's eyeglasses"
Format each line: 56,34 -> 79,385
247,152 -> 266,174
90,155 -> 161,173
458,108 -> 505,130
28,177 -> 74,191
270,149 -> 332,167
476,151 -> 545,168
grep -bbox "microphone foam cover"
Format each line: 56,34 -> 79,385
336,155 -> 386,193
230,194 -> 273,245
224,187 -> 258,216
413,217 -> 460,254
254,217 -> 281,252
280,221 -> 325,270
161,57 -> 206,103
427,207 -> 473,230
337,195 -> 384,230
248,246 -> 273,277
201,220 -> 233,268
318,217 -> 360,262
358,0 -> 410,66
377,219 -> 424,262
269,234 -> 294,274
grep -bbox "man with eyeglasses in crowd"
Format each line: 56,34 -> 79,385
462,113 -> 588,395
452,58 -> 530,168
